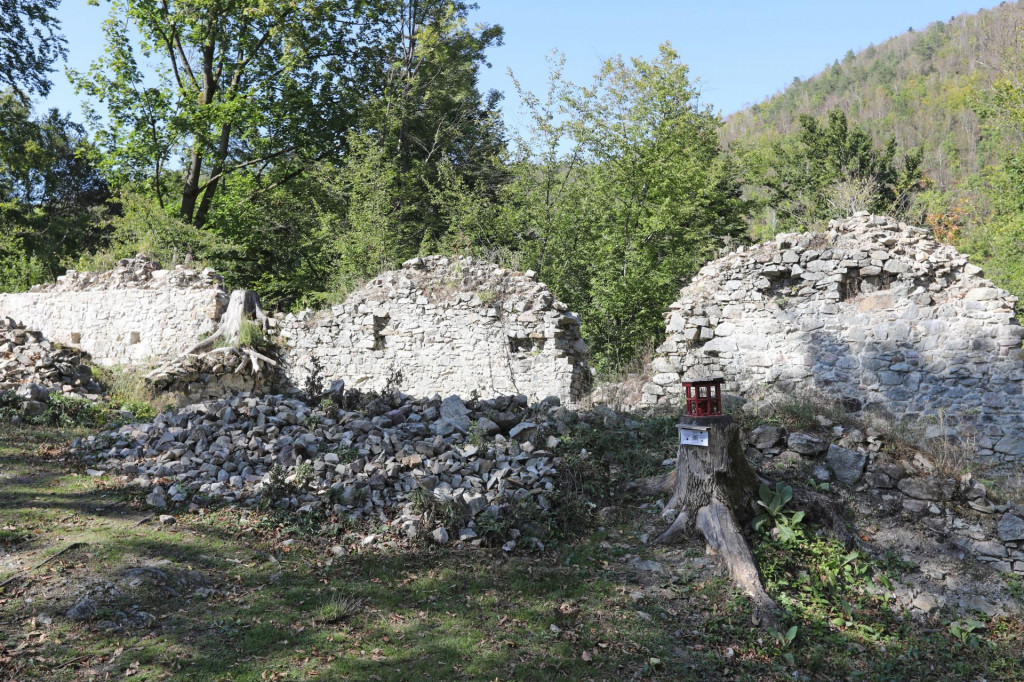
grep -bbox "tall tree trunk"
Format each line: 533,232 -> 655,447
194,123 -> 231,229
180,37 -> 218,224
180,148 -> 203,223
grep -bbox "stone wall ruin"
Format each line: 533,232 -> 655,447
0,255 -> 590,405
0,256 -> 227,366
278,256 -> 590,404
646,213 -> 1024,463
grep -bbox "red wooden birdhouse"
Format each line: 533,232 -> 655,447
682,377 -> 724,417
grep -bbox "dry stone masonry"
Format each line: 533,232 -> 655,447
1,317 -> 102,417
0,256 -> 228,366
741,418 -> 1024,617
278,256 -> 590,405
146,348 -> 270,405
647,213 -> 1024,463
746,418 -> 1024,581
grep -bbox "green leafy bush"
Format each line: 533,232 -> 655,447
38,393 -> 105,428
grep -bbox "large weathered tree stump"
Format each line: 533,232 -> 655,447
181,289 -> 270,356
638,415 -> 780,624
146,289 -> 277,380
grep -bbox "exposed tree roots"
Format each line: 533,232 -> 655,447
631,416 -> 781,626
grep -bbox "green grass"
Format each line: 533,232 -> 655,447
0,425 -> 1022,680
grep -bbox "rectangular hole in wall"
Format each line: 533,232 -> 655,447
508,337 -> 545,354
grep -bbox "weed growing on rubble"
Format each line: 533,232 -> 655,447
238,319 -> 269,349
293,460 -> 315,489
0,391 -> 24,421
93,364 -> 171,418
38,393 -> 106,428
408,488 -> 465,530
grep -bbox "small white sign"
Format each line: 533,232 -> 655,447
678,426 -> 709,447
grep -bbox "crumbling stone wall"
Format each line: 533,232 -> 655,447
278,256 -> 590,404
0,257 -> 228,366
647,213 -> 1024,463
146,348 -> 269,405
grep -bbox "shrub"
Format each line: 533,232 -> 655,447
37,393 -> 105,428
238,319 -> 269,349
0,391 -> 25,421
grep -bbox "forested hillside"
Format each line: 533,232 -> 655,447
725,1 -> 1024,310
725,1 -> 1021,191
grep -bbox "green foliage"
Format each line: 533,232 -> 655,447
238,319 -> 268,350
948,618 -> 987,647
312,593 -> 365,624
69,192 -> 223,273
0,0 -> 66,99
752,483 -> 805,543
0,390 -> 25,421
258,464 -> 289,510
408,488 -> 465,531
756,532 -> 892,645
293,460 -> 315,491
35,393 -> 105,429
0,90 -> 110,282
92,364 -> 171,419
0,227 -> 48,293
724,7 -> 1016,194
738,108 -> 924,235
498,45 -> 745,371
768,624 -> 798,649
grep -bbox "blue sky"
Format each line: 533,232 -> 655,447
43,0 -> 1004,125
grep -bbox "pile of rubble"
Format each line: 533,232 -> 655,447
73,389 -> 580,546
741,410 -> 1024,615
1,316 -> 102,417
34,254 -> 224,292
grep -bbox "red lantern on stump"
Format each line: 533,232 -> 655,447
682,377 -> 724,417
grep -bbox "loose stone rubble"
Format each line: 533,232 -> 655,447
0,255 -> 227,366
277,255 -> 590,405
73,389 -> 580,546
0,316 -> 102,417
742,417 -> 1024,590
647,213 -> 1024,463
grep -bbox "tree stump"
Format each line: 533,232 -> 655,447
181,289 -> 270,355
146,289 -> 277,381
651,415 -> 780,624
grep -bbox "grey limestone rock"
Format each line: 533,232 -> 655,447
825,444 -> 867,485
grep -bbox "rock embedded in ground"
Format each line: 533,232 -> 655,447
897,477 -> 955,502
66,597 -> 98,621
997,514 -> 1024,542
747,424 -> 784,450
825,444 -> 868,485
145,492 -> 167,508
786,432 -> 829,457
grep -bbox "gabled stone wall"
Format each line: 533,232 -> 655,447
647,213 -> 1024,463
278,256 -> 590,404
0,257 -> 227,366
